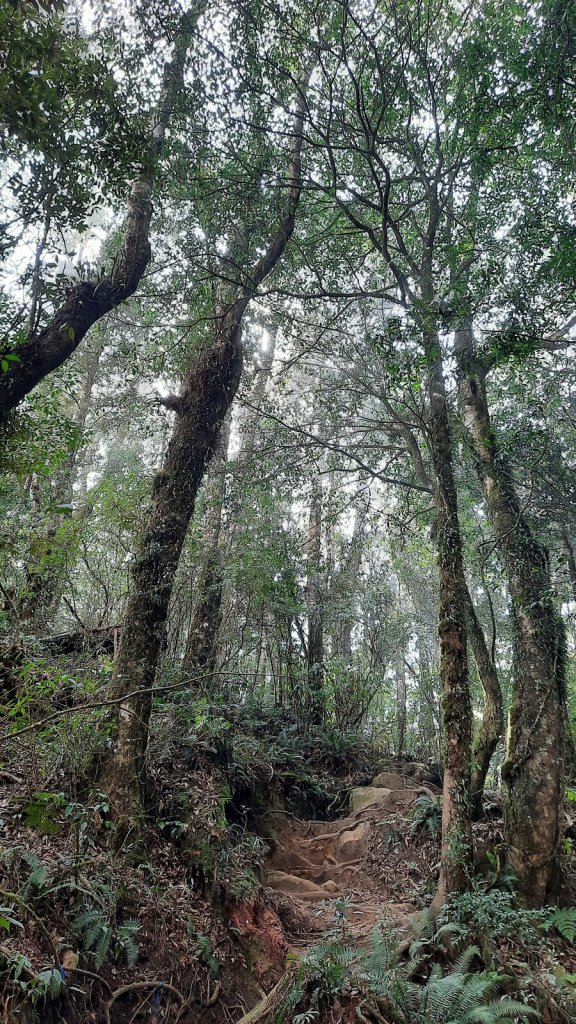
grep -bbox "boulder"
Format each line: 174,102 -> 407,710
372,771 -> 406,790
350,786 -> 391,812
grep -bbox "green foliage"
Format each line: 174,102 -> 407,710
0,906 -> 24,933
192,932 -> 221,977
73,907 -> 141,969
542,908 -> 576,943
440,890 -> 546,945
280,924 -> 539,1024
409,795 -> 442,838
216,826 -> 269,902
20,791 -> 66,835
0,2 -> 146,241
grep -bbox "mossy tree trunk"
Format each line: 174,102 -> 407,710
97,93 -> 308,840
463,586 -> 503,820
306,471 -> 325,727
0,13 -> 199,425
181,413 -> 231,690
182,334 -> 278,691
423,327 -> 474,905
456,322 -> 566,906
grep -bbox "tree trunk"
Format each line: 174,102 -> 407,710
335,496 -> 368,661
198,331 -> 278,685
181,413 -> 231,690
463,585 -> 503,819
99,303 -> 245,838
561,526 -> 576,603
96,89 -> 308,839
16,335 -> 105,627
306,472 -> 325,727
424,329 -> 473,905
384,386 -> 501,823
456,323 -> 566,906
395,644 -> 407,758
0,12 -> 199,425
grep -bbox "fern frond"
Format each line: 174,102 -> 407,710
543,907 -> 576,942
452,946 -> 481,975
465,998 -> 540,1022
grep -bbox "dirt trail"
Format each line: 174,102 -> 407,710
265,769 -> 441,950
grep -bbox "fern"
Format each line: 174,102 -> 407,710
115,920 -> 140,967
542,907 -> 576,942
73,907 -> 140,968
278,925 -> 539,1024
194,932 -> 221,977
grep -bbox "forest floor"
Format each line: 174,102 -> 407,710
264,769 -> 442,951
1,716 -> 576,1023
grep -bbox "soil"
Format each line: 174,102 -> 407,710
263,770 -> 441,952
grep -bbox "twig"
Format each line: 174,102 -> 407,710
234,974 -> 293,1024
72,966 -> 113,995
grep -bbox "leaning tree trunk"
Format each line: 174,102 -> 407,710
456,323 -> 566,906
0,12 -> 200,426
423,327 -> 474,905
181,413 -> 231,691
96,91 -> 308,839
182,334 -> 278,690
99,303 -> 245,837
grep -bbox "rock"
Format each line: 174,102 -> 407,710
334,822 -> 370,861
350,786 -> 391,812
350,786 -> 422,814
372,771 -> 407,790
323,879 -> 339,893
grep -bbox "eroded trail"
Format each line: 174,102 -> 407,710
265,769 -> 441,950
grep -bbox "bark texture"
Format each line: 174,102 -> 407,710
100,302 -> 245,837
181,414 -> 231,689
463,585 -> 503,820
387,383 -> 502,825
456,323 -> 566,906
424,330 -> 473,903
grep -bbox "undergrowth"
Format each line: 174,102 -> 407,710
277,923 -> 539,1024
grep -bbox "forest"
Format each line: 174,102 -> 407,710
1,0 -> 576,1020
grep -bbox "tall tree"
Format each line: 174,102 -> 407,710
456,323 -> 567,903
97,79 -> 309,839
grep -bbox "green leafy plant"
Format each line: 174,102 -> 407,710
409,795 -> 441,838
0,905 -> 23,933
20,791 -> 66,834
278,925 -> 539,1024
73,907 -> 141,968
542,908 -> 576,942
193,932 -> 221,977
440,890 -> 546,945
